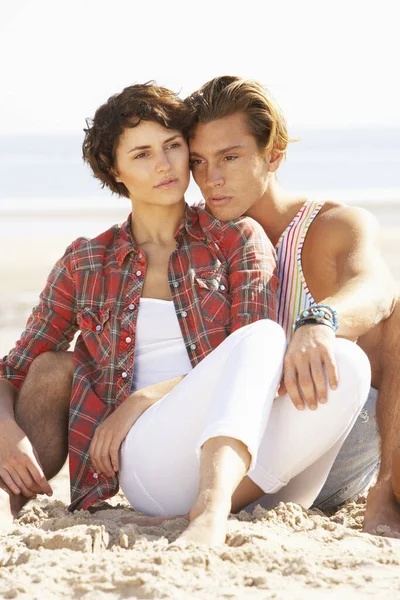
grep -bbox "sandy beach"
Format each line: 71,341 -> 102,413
1,203 -> 400,599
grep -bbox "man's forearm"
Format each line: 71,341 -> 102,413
0,379 -> 18,422
323,275 -> 397,340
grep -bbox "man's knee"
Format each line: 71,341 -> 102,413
18,351 -> 74,412
27,351 -> 73,383
382,299 -> 400,346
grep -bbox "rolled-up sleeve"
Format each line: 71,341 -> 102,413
0,243 -> 79,389
222,217 -> 278,333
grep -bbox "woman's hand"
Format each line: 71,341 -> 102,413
89,375 -> 185,477
89,395 -> 146,477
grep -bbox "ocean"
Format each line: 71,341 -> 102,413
0,127 -> 399,200
0,127 -> 399,340
0,127 -> 399,237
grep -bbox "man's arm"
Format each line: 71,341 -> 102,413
282,206 -> 397,410
319,206 -> 397,338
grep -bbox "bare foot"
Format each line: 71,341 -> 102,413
174,492 -> 230,547
363,479 -> 400,539
0,488 -> 26,534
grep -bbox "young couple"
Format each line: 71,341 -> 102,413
0,77 -> 398,546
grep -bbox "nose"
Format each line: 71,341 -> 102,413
156,150 -> 171,173
205,164 -> 224,189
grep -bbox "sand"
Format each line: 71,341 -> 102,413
1,474 -> 400,600
1,207 -> 400,599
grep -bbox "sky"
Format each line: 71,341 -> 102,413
0,0 -> 399,134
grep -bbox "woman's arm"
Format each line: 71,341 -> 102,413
0,242 -> 80,389
220,216 -> 278,331
0,243 -> 79,497
89,375 -> 186,476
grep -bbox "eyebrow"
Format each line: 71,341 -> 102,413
127,134 -> 182,154
190,144 -> 246,158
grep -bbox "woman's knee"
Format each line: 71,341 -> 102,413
234,319 -> 286,348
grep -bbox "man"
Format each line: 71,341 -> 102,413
0,77 -> 398,537
185,76 -> 400,537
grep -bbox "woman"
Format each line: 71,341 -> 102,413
77,83 -> 370,546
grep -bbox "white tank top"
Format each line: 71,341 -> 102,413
131,298 -> 193,393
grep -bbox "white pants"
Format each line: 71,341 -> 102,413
119,320 -> 371,516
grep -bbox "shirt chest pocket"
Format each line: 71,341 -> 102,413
195,271 -> 230,325
77,307 -> 112,365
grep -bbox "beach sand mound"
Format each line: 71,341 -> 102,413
1,494 -> 400,600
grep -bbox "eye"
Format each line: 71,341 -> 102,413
134,152 -> 149,159
190,158 -> 204,167
167,142 -> 181,149
223,155 -> 238,162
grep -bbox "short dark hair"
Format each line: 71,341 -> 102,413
83,82 -> 191,198
185,75 -> 293,157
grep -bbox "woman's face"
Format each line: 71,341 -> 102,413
114,120 -> 190,208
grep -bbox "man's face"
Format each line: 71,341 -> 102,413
189,113 -> 270,220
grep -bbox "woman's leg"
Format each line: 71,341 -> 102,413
119,320 -> 286,542
231,338 -> 372,512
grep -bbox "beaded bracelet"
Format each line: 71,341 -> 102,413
294,304 -> 339,334
294,316 -> 336,332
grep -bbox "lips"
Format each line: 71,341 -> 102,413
155,177 -> 178,189
207,196 -> 232,207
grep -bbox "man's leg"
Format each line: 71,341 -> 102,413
0,351 -> 73,522
360,301 -> 400,536
311,387 -> 380,511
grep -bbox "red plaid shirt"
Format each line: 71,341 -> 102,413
0,205 -> 278,511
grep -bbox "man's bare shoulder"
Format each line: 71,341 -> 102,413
311,200 -> 381,250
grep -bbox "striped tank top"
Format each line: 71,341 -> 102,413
276,199 -> 325,340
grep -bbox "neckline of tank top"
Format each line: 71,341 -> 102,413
139,298 -> 174,304
275,199 -> 312,250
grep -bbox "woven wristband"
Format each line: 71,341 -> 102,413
294,316 -> 336,333
294,304 -> 339,334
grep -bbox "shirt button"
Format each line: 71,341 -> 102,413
136,270 -> 142,277
129,303 -> 136,310
181,311 -> 188,318
93,472 -> 99,479
172,281 -> 180,288
121,371 -> 128,379
125,336 -> 132,343
95,325 -> 102,332
219,284 -> 226,291
190,343 -> 197,350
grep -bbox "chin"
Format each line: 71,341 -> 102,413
208,206 -> 244,222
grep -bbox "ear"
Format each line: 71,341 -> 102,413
268,149 -> 284,173
110,167 -> 121,183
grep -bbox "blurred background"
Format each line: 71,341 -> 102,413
1,0 -> 399,355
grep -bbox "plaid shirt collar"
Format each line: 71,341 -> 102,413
114,203 -> 208,266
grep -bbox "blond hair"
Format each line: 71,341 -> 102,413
186,75 -> 293,156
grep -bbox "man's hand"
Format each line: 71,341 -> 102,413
0,419 -> 53,498
89,394 -> 149,478
278,324 -> 338,410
